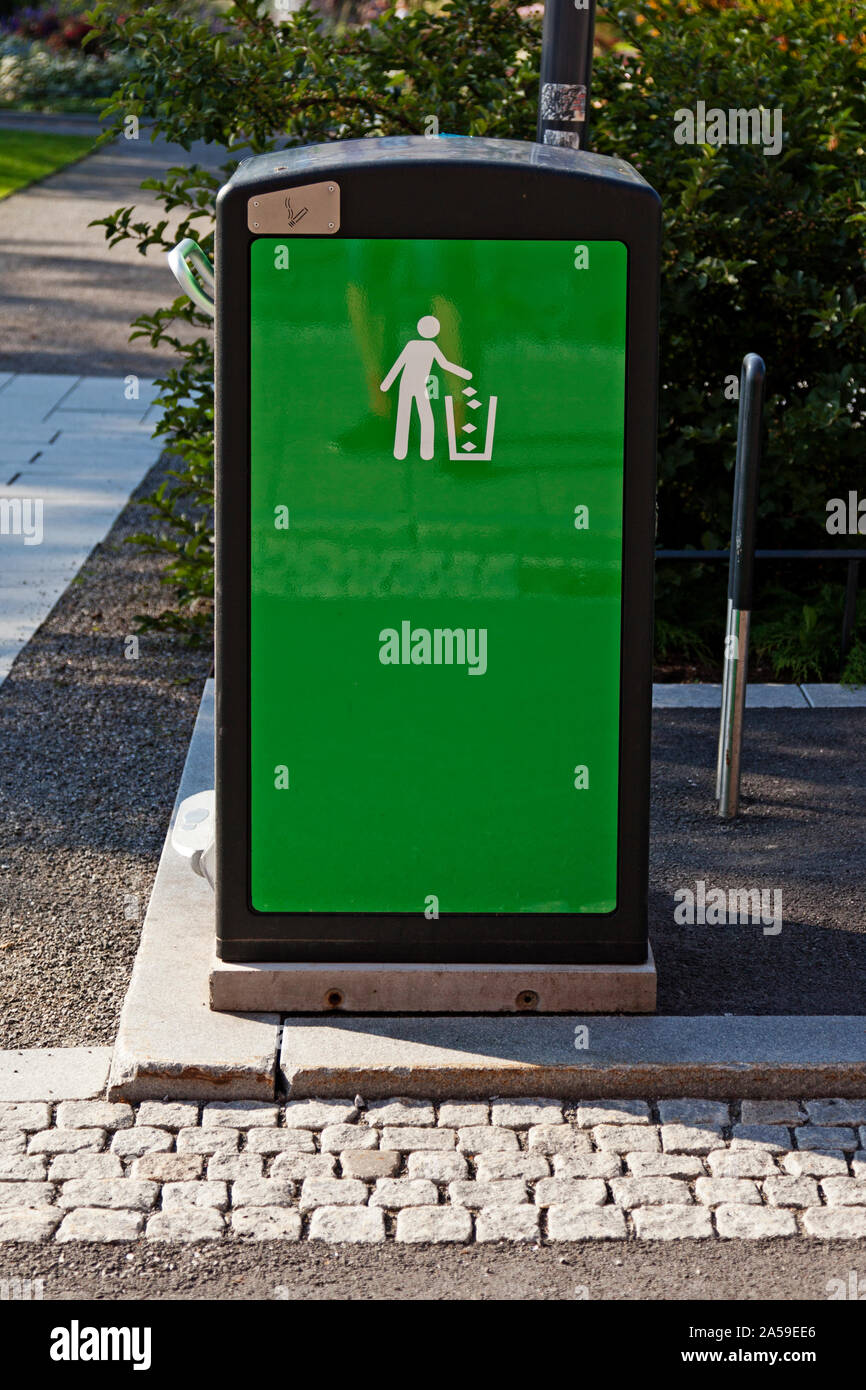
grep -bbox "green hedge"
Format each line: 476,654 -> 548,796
92,0 -> 866,675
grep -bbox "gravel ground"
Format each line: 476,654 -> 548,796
650,710 -> 866,1014
0,456 -> 212,1047
0,1236 -> 861,1301
0,482 -> 863,1045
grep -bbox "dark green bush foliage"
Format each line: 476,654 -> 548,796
752,577 -> 866,685
92,0 -> 866,675
601,1 -> 866,555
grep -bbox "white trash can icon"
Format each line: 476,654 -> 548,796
444,388 -> 498,462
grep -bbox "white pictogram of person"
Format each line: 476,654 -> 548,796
379,315 -> 472,460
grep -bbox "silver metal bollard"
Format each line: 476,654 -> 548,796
717,353 -> 765,819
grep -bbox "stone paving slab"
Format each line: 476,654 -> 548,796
0,372 -> 164,684
651,684 -> 865,708
52,377 -> 162,414
0,373 -> 80,402
0,1049 -> 111,1103
651,684 -> 811,708
280,1015 -> 866,1099
801,684 -> 866,708
653,684 -> 724,708
741,685 -> 813,708
0,1095 -> 863,1245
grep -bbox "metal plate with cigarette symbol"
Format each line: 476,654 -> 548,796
247,180 -> 340,235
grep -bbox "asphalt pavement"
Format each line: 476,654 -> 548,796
650,709 -> 866,1014
0,116 -> 224,375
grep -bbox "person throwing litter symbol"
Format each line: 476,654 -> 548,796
380,314 -> 472,460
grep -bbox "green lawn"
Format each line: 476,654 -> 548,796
0,129 -> 94,200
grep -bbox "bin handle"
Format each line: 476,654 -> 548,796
167,238 -> 215,318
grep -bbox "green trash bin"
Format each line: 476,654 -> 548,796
212,135 -> 659,965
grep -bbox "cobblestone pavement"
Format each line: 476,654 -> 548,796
2,1096 -> 866,1244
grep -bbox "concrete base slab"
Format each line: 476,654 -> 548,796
0,1047 -> 111,1102
210,952 -> 657,1015
107,682 -> 280,1102
279,1015 -> 866,1100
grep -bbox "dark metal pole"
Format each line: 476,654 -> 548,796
841,558 -> 860,663
537,0 -> 598,151
717,353 -> 765,819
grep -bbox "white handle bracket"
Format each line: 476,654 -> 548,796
167,238 -> 215,318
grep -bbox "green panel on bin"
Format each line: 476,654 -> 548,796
249,237 -> 627,915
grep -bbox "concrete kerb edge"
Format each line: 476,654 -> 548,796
5,1044 -> 866,1104
652,683 -> 866,708
280,1060 -> 866,1102
278,1015 -> 866,1102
